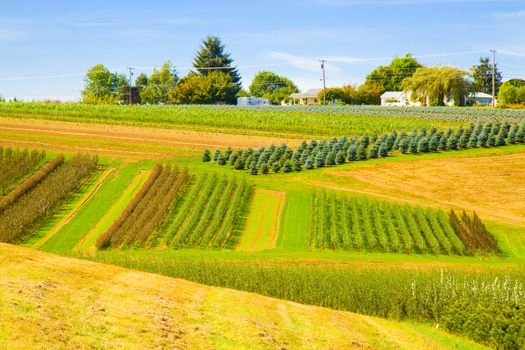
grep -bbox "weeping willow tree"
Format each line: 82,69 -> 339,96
402,66 -> 473,106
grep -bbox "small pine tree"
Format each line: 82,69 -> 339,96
447,135 -> 458,150
336,150 -> 346,164
315,151 -> 325,168
438,135 -> 448,150
495,131 -> 506,146
508,125 -> 517,144
249,161 -> 258,175
346,145 -> 358,161
260,163 -> 269,174
398,138 -> 409,153
304,157 -> 314,169
233,158 -> 245,170
229,151 -> 240,165
409,137 -> 418,153
417,137 -> 429,153
368,144 -> 379,158
487,132 -> 496,147
213,149 -> 221,162
325,151 -> 336,166
458,133 -> 468,149
387,131 -> 397,151
272,162 -> 281,173
357,145 -> 367,160
217,154 -> 227,165
429,134 -> 439,151
202,149 -> 211,162
360,134 -> 370,149
282,160 -> 293,173
293,160 -> 302,172
378,143 -> 388,157
224,147 -> 233,161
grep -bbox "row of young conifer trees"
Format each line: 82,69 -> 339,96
203,120 -> 525,175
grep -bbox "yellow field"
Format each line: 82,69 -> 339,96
0,244 -> 486,350
316,151 -> 525,226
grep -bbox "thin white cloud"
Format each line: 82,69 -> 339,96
0,28 -> 26,42
494,10 -> 525,19
265,51 -> 343,75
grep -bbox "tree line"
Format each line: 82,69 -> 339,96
82,36 -> 516,107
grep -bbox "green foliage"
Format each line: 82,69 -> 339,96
201,149 -> 211,162
140,61 -> 178,104
470,57 -> 502,95
365,54 -> 422,91
498,81 -> 525,106
169,71 -> 238,105
402,66 -> 473,106
192,36 -> 241,100
249,71 -> 298,104
81,64 -> 125,104
308,191 -> 471,255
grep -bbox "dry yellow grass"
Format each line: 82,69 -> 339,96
0,244 -> 485,349
0,117 -> 301,158
321,151 -> 525,226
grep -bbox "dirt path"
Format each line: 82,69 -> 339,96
0,118 -> 302,158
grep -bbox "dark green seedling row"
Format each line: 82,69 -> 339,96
162,173 -> 253,249
204,120 -> 525,175
308,191 -> 495,256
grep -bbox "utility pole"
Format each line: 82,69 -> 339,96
490,49 -> 496,107
319,59 -> 327,105
127,66 -> 135,105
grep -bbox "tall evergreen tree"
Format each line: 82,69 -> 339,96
192,36 -> 241,98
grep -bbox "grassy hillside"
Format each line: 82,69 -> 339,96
0,244 -> 487,350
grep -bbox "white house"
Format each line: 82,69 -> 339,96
237,97 -> 270,106
290,89 -> 323,105
380,91 -> 421,107
467,92 -> 494,106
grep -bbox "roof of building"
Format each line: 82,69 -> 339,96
468,92 -> 493,99
290,88 -> 323,99
380,91 -> 406,99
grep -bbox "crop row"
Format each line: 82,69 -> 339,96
0,147 -> 45,195
207,120 -> 525,174
309,191 -> 495,256
162,173 -> 253,249
96,164 -> 189,249
0,101 -> 473,137
92,254 -> 525,349
0,154 -> 98,243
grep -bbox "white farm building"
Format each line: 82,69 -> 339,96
237,97 -> 271,106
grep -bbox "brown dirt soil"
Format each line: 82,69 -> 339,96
325,152 -> 525,226
0,244 -> 484,349
0,118 -> 301,158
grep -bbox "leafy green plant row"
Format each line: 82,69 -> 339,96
90,254 -> 525,349
0,147 -> 45,196
0,154 -> 98,244
205,120 -> 525,175
162,173 -> 253,249
96,164 -> 189,249
309,191 -> 496,256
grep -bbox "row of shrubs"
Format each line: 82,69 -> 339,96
203,120 -> 525,174
0,154 -> 98,243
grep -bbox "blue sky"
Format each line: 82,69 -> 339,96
0,0 -> 524,100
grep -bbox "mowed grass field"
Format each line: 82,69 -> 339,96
0,244 -> 486,350
1,104 -> 525,348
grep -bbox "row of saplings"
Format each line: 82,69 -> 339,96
202,120 -> 525,174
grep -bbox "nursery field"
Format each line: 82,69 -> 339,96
2,103 -> 525,349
